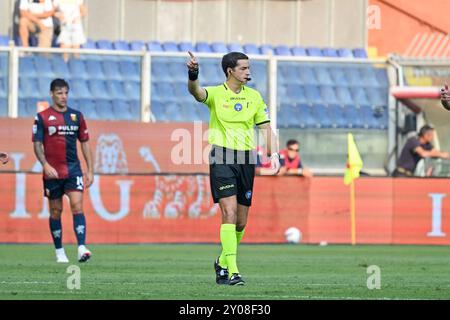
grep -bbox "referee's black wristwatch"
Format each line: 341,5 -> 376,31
188,67 -> 199,81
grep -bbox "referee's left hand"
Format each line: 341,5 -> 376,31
270,153 -> 281,174
0,152 -> 9,165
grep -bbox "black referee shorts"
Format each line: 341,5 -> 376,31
209,145 -> 256,207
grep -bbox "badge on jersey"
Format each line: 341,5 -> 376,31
234,103 -> 243,112
71,114 -> 77,122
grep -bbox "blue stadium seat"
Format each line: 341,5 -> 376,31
107,80 -> 127,100
130,41 -> 146,51
196,105 -> 209,122
147,41 -> 163,52
279,104 -> 299,128
345,67 -> 362,86
88,80 -> 110,100
37,77 -> 52,97
128,100 -> 140,120
154,82 -> 176,101
286,84 -> 307,104
259,45 -> 273,55
151,101 -> 167,122
19,57 -> 37,78
168,61 -> 186,82
0,78 -> 7,98
328,67 -> 348,85
113,40 -> 130,51
179,102 -> 200,122
123,81 -> 140,100
95,100 -> 114,120
278,64 -> 300,84
20,98 -> 40,118
322,48 -> 339,57
353,48 -> 368,59
165,103 -> 183,121
0,35 -> 9,47
338,48 -> 354,58
68,59 -> 89,79
366,87 -> 388,107
202,61 -> 222,84
211,42 -> 228,53
320,86 -> 338,105
311,103 -> 332,128
81,39 -> 96,49
360,104 -> 380,129
297,103 -> 316,128
152,61 -> 171,82
344,105 -> 364,128
119,60 -> 140,81
274,45 -> 292,56
328,103 -> 348,129
350,87 -> 370,105
196,42 -> 212,53
306,47 -> 323,57
291,46 -> 307,56
85,59 -> 105,79
77,99 -> 99,120
335,86 -> 353,105
70,79 -> 91,99
19,78 -> 40,98
243,44 -> 259,55
296,65 -> 318,85
179,42 -> 195,52
0,98 -> 7,117
359,67 -> 379,87
51,57 -> 70,79
228,43 -> 244,52
162,41 -> 179,52
314,67 -> 333,85
102,61 -> 122,80
375,68 -> 389,87
96,40 -> 113,50
112,100 -> 132,120
304,84 -> 322,104
33,56 -> 54,78
372,106 -> 388,129
173,82 -> 191,102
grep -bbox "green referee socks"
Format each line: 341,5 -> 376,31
236,229 -> 245,245
219,227 -> 246,270
219,224 -> 239,275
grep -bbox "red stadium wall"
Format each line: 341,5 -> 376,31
1,174 -> 449,245
1,118 -> 449,245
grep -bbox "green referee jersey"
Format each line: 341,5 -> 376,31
202,82 -> 270,151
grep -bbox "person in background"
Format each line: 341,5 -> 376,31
393,124 -> 449,177
19,0 -> 55,48
278,139 -> 313,178
53,0 -> 87,61
0,152 -> 9,165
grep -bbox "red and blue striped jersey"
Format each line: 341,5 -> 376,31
32,106 -> 89,180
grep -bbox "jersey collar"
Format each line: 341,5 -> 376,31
223,82 -> 245,94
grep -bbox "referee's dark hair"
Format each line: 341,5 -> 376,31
286,139 -> 299,147
222,52 -> 249,77
418,124 -> 434,137
50,78 -> 70,92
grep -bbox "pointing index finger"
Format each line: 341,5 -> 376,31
188,51 -> 195,59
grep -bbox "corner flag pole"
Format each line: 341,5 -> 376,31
350,177 -> 356,246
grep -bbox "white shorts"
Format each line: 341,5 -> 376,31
57,23 -> 86,46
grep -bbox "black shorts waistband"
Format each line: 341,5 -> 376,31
210,145 -> 257,165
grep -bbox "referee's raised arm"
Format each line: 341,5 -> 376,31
187,51 -> 207,102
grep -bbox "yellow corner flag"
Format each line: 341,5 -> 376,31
344,133 -> 363,185
344,133 -> 363,246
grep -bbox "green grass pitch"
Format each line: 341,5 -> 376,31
0,244 -> 449,300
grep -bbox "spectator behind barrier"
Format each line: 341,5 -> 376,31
19,0 -> 55,48
393,125 -> 449,177
0,152 -> 9,165
53,0 -> 87,61
278,139 -> 313,177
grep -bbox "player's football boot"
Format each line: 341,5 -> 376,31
214,257 -> 229,285
55,248 -> 69,263
229,273 -> 245,286
78,245 -> 92,263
